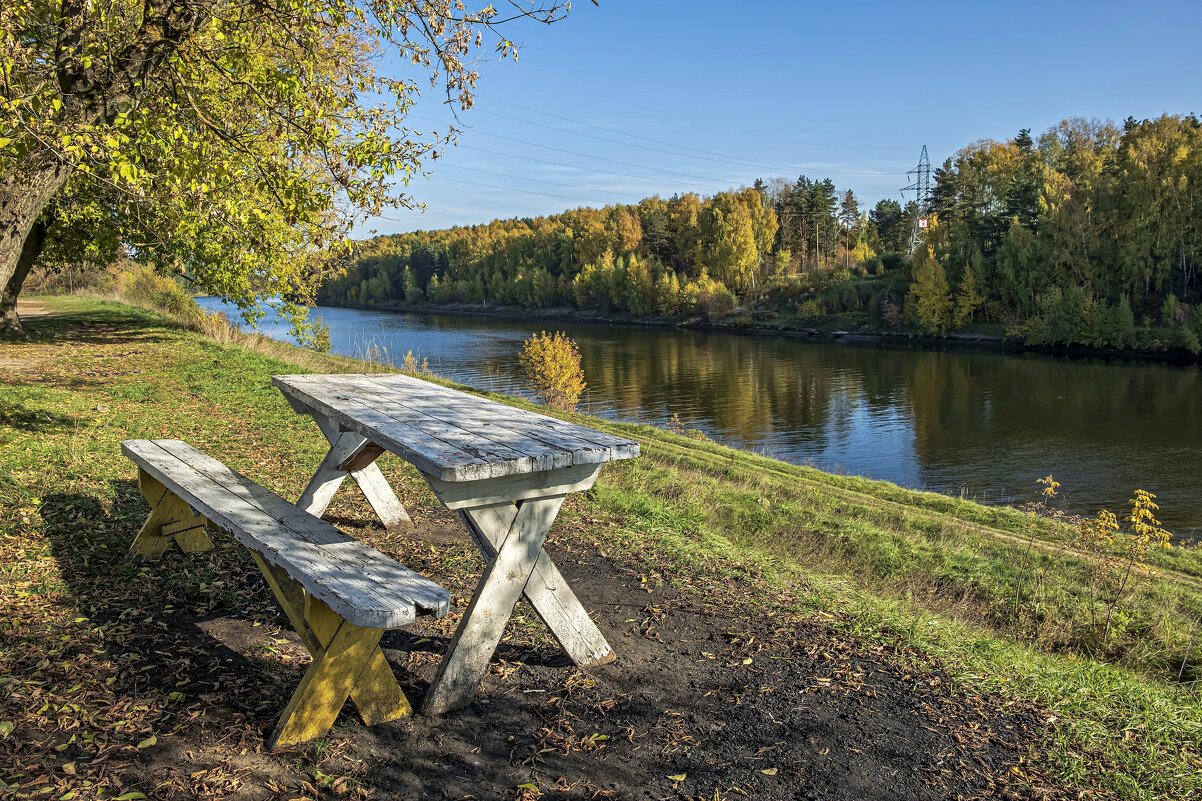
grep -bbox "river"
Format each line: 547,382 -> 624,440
197,299 -> 1202,539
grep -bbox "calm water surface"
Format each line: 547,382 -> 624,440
199,299 -> 1202,538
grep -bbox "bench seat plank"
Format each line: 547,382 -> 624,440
122,439 -> 449,629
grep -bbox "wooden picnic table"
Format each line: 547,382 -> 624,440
271,372 -> 640,715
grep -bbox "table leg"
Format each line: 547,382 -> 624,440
460,503 -> 615,669
422,497 -> 563,715
297,415 -> 413,530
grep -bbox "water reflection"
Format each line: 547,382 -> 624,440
199,299 -> 1202,537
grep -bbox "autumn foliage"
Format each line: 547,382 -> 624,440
520,331 -> 586,412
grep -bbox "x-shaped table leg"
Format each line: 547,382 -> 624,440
296,414 -> 413,530
252,552 -> 412,748
422,470 -> 615,715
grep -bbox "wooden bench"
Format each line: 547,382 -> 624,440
121,438 -> 450,749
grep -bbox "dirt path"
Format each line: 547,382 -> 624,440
15,298 -> 53,318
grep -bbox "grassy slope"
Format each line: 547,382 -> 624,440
2,296 -> 1200,799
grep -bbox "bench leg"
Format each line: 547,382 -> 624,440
422,497 -> 562,716
268,597 -> 411,749
127,470 -> 213,561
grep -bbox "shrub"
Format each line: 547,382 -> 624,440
519,331 -> 586,412
879,252 -> 905,273
310,315 -> 332,354
121,262 -> 200,321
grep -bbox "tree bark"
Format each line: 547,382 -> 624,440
0,161 -> 73,334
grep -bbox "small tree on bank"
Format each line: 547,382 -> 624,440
908,245 -> 954,333
520,331 -> 586,412
0,0 -> 568,335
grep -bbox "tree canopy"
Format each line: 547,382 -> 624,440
0,0 -> 567,333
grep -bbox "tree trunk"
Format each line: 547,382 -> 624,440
0,160 -> 72,334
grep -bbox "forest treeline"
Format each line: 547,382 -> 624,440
318,113 -> 1202,352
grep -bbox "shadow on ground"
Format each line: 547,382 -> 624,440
0,476 -> 1073,801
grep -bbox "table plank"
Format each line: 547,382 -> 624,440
350,374 -> 638,462
273,373 -> 639,482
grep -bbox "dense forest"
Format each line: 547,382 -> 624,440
318,114 -> 1202,352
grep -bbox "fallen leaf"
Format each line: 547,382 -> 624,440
760,768 -> 778,776
115,794 -> 147,800
667,773 -> 686,782
136,735 -> 157,749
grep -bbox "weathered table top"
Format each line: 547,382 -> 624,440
272,373 -> 639,483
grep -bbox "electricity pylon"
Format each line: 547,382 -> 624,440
900,145 -> 932,254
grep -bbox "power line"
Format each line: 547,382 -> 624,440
411,114 -> 754,185
438,163 -> 647,199
431,175 -> 616,205
454,144 -> 737,192
426,108 -> 900,179
475,101 -> 785,170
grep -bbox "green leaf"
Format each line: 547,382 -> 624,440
0,721 -> 13,739
114,793 -> 147,800
136,734 -> 156,749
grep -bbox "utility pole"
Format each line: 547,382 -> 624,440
900,145 -> 932,254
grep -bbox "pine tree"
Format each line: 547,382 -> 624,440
401,265 -> 423,303
908,246 -> 954,333
953,266 -> 984,328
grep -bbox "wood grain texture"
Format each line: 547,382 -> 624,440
272,373 -> 639,482
461,502 -> 614,669
122,439 -> 449,628
422,497 -> 564,715
423,463 -> 600,510
309,417 -> 413,530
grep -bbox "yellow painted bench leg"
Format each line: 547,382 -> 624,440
305,598 -> 412,727
268,600 -> 414,749
250,551 -> 319,654
127,472 -> 214,561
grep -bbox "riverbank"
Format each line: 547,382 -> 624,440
318,298 -> 1202,366
3,296 -> 1201,799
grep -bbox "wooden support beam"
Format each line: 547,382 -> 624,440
268,615 -> 385,749
251,550 -> 319,654
127,486 -> 213,561
305,596 -> 411,726
422,497 -> 563,715
299,416 -> 413,530
268,596 -> 411,748
462,503 -> 614,669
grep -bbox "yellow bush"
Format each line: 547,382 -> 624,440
520,331 -> 586,412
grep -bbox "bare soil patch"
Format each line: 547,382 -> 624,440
4,505 -> 1070,801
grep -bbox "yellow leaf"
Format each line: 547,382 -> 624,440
667,773 -> 686,782
760,767 -> 778,776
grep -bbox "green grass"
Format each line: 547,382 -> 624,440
2,296 -> 1201,799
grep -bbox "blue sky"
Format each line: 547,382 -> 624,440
365,0 -> 1201,236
